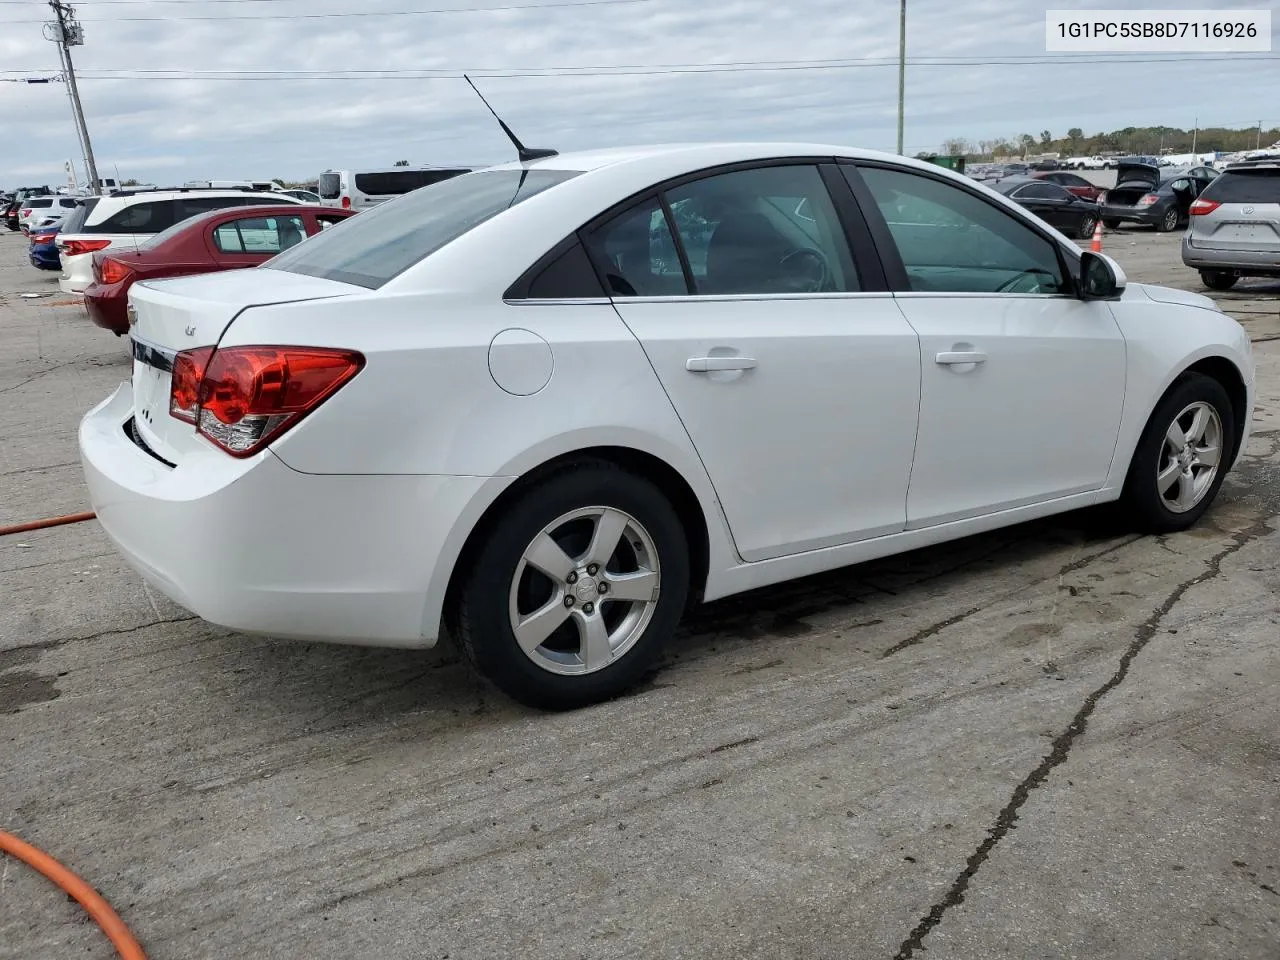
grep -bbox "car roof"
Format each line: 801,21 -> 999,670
170,203 -> 347,228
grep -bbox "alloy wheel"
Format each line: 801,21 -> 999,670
1157,401 -> 1223,514
508,506 -> 660,675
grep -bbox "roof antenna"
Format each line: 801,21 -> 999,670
463,74 -> 557,163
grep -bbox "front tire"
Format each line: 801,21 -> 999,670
454,462 -> 690,710
1200,269 -> 1239,291
1119,373 -> 1235,534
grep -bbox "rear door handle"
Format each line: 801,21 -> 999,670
686,356 -> 759,372
935,351 -> 988,365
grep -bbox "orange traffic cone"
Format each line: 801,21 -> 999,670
1091,219 -> 1103,253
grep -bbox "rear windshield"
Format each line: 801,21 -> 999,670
267,168 -> 580,289
1201,169 -> 1280,203
60,197 -> 97,233
318,172 -> 341,200
352,169 -> 470,197
26,198 -> 53,208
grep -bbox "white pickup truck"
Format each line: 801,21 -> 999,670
1065,156 -> 1116,170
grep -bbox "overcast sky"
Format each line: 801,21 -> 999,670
1,0 -> 1276,186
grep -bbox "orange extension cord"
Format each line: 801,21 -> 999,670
2,511 -> 145,957
0,830 -> 147,959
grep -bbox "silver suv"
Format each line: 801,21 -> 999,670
1181,159 -> 1280,290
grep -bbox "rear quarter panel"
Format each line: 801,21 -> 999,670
1102,287 -> 1254,493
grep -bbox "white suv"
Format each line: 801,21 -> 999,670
56,189 -> 302,293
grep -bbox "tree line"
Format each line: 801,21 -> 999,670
938,125 -> 1279,159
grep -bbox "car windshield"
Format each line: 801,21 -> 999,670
266,168 -> 581,289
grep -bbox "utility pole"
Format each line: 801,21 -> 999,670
45,1 -> 99,193
1190,117 -> 1197,157
896,0 -> 906,154
1258,121 -> 1263,150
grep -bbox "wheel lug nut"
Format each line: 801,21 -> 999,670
598,582 -> 608,594
586,564 -> 598,576
566,572 -> 577,584
583,602 -> 595,614
564,596 -> 574,607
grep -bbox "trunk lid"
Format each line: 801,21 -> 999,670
1114,162 -> 1160,190
128,268 -> 362,464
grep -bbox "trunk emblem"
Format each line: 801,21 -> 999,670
1243,206 -> 1255,215
184,324 -> 196,337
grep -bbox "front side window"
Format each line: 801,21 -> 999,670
213,215 -> 307,254
855,166 -> 1069,295
267,169 -> 579,289
665,165 -> 859,295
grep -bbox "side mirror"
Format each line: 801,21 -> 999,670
1079,251 -> 1126,300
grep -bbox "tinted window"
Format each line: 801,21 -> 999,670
855,166 -> 1068,295
523,240 -> 606,299
665,165 -> 859,294
26,198 -> 53,208
318,173 -> 341,200
58,197 -> 79,208
267,169 -> 579,289
583,197 -> 686,297
213,215 -> 307,254
1015,182 -> 1070,200
1055,173 -> 1090,187
180,195 -> 251,218
1201,169 -> 1280,203
60,197 -> 96,233
353,169 -> 469,196
85,200 -> 177,234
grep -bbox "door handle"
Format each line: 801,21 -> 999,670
935,351 -> 988,365
686,356 -> 759,372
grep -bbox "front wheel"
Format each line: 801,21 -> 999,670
1200,269 -> 1239,291
1119,372 -> 1235,533
454,463 -> 690,710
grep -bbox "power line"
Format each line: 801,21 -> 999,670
0,0 -> 651,21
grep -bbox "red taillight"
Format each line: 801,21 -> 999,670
1137,193 -> 1159,206
340,195 -> 351,209
1189,199 -> 1221,216
60,238 -> 112,258
32,233 -> 55,244
99,256 -> 134,285
169,345 -> 364,457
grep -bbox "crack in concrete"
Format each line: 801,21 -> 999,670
890,516 -> 1272,960
880,535 -> 1141,659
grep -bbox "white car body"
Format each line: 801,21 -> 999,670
80,142 -> 1254,703
18,195 -> 79,233
57,190 -> 302,293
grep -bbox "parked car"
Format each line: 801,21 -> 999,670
5,186 -> 55,231
80,143 -> 1254,709
19,195 -> 82,234
280,189 -> 321,203
28,225 -> 62,271
1099,163 -> 1218,231
83,204 -> 353,334
1181,158 -> 1280,290
1028,159 -> 1059,171
56,188 -> 304,293
989,177 -> 1101,239
1031,170 -> 1105,202
317,166 -> 472,210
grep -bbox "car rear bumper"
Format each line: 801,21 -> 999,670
59,251 -> 94,293
79,382 -> 498,648
83,280 -> 131,334
1100,204 -> 1164,226
1181,239 -> 1280,274
29,251 -> 60,270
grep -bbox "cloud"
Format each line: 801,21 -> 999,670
0,0 -> 1275,186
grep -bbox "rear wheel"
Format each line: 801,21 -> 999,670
1076,213 -> 1099,240
1157,206 -> 1180,232
1200,269 -> 1239,291
454,463 -> 690,710
1119,373 -> 1235,533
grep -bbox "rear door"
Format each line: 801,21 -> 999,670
206,213 -> 309,268
586,161 -> 922,562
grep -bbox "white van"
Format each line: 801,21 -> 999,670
316,166 -> 471,210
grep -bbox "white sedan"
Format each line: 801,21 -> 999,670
79,143 -> 1254,709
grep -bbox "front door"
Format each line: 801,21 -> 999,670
848,164 -> 1127,528
584,163 -> 922,562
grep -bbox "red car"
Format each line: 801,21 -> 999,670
83,205 -> 354,335
1031,171 -> 1105,202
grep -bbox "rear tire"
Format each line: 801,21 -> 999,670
454,462 -> 690,710
1156,207 -> 1180,232
1200,270 -> 1239,291
1119,372 -> 1235,534
1076,214 -> 1099,241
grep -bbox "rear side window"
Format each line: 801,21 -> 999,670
318,173 -> 341,200
267,169 -> 580,289
26,198 -> 53,208
84,200 -> 177,234
1201,170 -> 1280,203
353,169 -> 469,196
